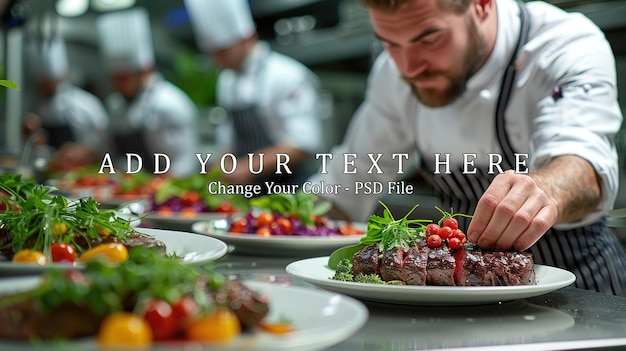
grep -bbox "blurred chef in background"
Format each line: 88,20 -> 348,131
23,36 -> 109,172
97,7 -> 199,177
184,0 -> 323,188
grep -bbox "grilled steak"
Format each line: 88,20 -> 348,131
351,241 -> 535,286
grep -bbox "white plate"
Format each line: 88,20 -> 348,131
286,256 -> 576,305
191,219 -> 365,257
143,212 -> 231,231
0,277 -> 368,351
0,228 -> 228,275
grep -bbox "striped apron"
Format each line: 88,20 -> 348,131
418,2 -> 626,296
228,59 -> 306,191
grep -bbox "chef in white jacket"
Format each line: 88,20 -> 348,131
184,0 -> 323,187
24,36 -> 108,171
97,7 -> 199,177
308,0 -> 626,295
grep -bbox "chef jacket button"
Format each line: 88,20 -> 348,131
479,89 -> 492,100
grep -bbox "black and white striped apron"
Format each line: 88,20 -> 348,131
227,56 -> 306,191
418,2 -> 626,296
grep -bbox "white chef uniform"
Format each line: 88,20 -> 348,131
97,7 -> 199,177
27,36 -> 108,152
185,0 -> 322,185
309,0 -> 626,295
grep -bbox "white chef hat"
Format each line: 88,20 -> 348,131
97,7 -> 155,73
31,36 -> 70,80
184,0 -> 256,52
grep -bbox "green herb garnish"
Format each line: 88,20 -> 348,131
328,201 -> 431,269
248,192 -> 331,226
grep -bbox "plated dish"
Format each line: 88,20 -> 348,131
0,277 -> 368,351
192,219 -> 366,257
144,211 -> 232,231
286,256 -> 576,305
0,228 -> 228,275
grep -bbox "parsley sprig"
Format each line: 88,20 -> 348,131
328,201 -> 431,269
0,174 -> 133,256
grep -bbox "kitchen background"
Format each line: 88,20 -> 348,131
0,0 -> 625,238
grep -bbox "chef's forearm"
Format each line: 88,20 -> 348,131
529,155 -> 602,223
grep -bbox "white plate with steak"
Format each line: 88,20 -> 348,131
286,256 -> 576,305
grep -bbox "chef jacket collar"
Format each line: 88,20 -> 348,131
236,41 -> 271,76
465,0 -> 522,93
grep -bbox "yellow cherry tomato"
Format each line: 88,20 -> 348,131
97,312 -> 152,349
51,222 -> 68,237
12,249 -> 47,265
79,243 -> 128,264
185,308 -> 241,343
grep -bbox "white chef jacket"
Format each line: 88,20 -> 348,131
214,41 -> 323,155
107,73 -> 200,177
32,82 -> 109,152
310,0 -> 623,226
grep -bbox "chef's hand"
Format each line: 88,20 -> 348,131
466,170 -> 558,251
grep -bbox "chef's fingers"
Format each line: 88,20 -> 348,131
476,178 -> 532,249
493,192 -> 544,250
467,171 -> 516,244
513,205 -> 557,251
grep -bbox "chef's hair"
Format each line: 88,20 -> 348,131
360,0 -> 473,14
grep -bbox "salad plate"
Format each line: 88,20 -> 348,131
286,256 -> 576,305
192,219 -> 366,257
143,211 -> 233,231
0,278 -> 368,351
0,228 -> 228,275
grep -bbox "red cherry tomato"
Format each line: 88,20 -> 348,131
229,218 -> 247,233
215,201 -> 235,213
436,226 -> 454,240
172,296 -> 198,324
142,298 -> 177,341
427,234 -> 442,248
50,243 -> 77,264
256,212 -> 274,228
256,227 -> 272,237
180,191 -> 201,206
448,237 -> 462,250
274,217 -> 293,234
454,229 -> 467,243
426,223 -> 440,236
442,218 -> 459,230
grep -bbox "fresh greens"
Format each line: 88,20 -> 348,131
328,201 -> 430,269
248,192 -> 332,226
0,246 -> 219,316
0,174 -> 133,255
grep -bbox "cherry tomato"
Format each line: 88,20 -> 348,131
427,234 -> 442,248
142,299 -> 177,341
339,224 -> 363,235
229,218 -> 247,233
448,237 -> 462,250
185,309 -> 241,343
79,243 -> 129,264
97,312 -> 152,349
256,227 -> 272,237
180,191 -> 201,206
51,222 -> 68,237
436,226 -> 454,240
12,249 -> 47,265
256,212 -> 274,228
442,218 -> 459,230
50,243 -> 77,264
274,217 -> 293,234
454,229 -> 467,243
172,295 -> 199,323
426,223 -> 440,236
313,215 -> 328,227
179,207 -> 197,218
157,206 -> 174,217
215,201 -> 235,213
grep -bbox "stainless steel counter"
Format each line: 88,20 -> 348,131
213,252 -> 626,351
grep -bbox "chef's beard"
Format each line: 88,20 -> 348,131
403,18 -> 487,107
